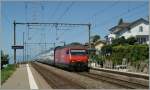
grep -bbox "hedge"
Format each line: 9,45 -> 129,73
101,44 -> 149,65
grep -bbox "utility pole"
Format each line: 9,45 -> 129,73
53,43 -> 56,48
88,24 -> 91,49
24,41 -> 26,63
27,44 -> 29,63
63,42 -> 66,46
45,42 -> 46,51
88,23 -> 92,67
13,21 -> 16,64
23,32 -> 25,64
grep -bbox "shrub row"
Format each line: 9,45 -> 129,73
101,44 -> 149,65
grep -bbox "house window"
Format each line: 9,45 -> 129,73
137,37 -> 141,44
143,38 -> 146,43
137,37 -> 147,44
146,36 -> 149,41
140,37 -> 146,44
139,26 -> 143,32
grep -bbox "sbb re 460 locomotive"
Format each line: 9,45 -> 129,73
36,44 -> 89,72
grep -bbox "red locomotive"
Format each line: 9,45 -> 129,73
37,44 -> 89,72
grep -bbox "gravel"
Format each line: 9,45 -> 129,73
33,62 -> 126,89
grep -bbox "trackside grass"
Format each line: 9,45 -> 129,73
1,64 -> 16,84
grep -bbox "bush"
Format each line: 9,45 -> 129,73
101,44 -> 149,65
101,45 -> 112,56
126,37 -> 137,45
112,36 -> 127,45
112,36 -> 137,45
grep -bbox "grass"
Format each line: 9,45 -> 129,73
1,64 -> 16,84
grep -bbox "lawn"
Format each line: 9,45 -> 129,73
1,64 -> 16,84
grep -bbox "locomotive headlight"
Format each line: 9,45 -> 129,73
71,60 -> 75,62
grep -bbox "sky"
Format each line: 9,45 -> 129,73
1,1 -> 148,63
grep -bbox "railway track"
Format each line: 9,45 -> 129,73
31,62 -> 148,89
31,63 -> 85,89
77,71 -> 149,89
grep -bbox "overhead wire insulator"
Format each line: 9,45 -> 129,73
55,24 -> 59,41
27,24 -> 32,40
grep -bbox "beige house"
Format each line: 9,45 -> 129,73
84,39 -> 105,55
94,40 -> 105,54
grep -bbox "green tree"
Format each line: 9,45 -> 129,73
101,45 -> 112,56
126,37 -> 137,45
91,35 -> 100,43
112,36 -> 127,45
1,50 -> 9,68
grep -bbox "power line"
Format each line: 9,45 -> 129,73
54,2 -> 75,41
57,2 -> 75,22
87,1 -> 118,23
65,1 -> 118,38
92,3 -> 147,30
40,2 -> 45,22
91,5 -> 148,38
95,14 -> 148,40
50,2 -> 62,21
74,3 -> 148,38
124,7 -> 148,20
24,3 -> 29,21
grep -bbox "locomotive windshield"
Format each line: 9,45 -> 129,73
70,50 -> 87,55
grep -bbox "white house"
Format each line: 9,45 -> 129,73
106,18 -> 149,44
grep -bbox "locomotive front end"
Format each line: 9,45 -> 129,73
69,49 -> 89,71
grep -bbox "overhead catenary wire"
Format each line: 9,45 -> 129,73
25,2 -> 28,22
87,1 -> 118,23
24,2 -> 28,62
15,2 -> 81,62
41,3 -> 44,21
92,3 -> 148,38
52,2 -> 75,43
63,1 -> 118,38
12,2 -> 148,62
92,3 -> 147,30
124,7 -> 148,20
40,3 -> 47,50
66,1 -> 118,38
30,2 -> 45,52
50,1 -> 62,21
73,2 -> 147,39
57,2 -> 75,22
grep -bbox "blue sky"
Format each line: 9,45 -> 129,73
1,1 -> 148,63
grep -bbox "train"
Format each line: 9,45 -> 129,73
35,44 -> 89,72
